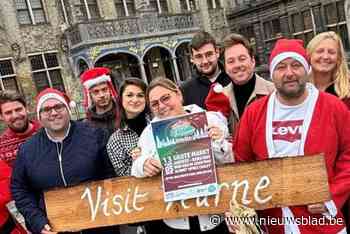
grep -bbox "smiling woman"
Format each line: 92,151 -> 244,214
131,78 -> 233,234
307,31 -> 350,109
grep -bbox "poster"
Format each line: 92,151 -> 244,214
151,111 -> 218,202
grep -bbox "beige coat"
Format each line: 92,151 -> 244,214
223,74 -> 275,134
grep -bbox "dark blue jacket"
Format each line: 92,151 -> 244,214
10,121 -> 116,234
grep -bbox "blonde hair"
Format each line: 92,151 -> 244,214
146,78 -> 181,103
307,31 -> 350,99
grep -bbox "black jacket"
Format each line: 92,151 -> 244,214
86,102 -> 119,137
180,64 -> 231,109
10,121 -> 117,234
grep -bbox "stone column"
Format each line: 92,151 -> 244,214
172,56 -> 181,84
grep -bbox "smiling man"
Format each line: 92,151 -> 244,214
0,90 -> 40,167
227,39 -> 350,234
221,33 -> 274,133
11,88 -> 117,234
180,31 -> 231,109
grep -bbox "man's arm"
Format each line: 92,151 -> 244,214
10,146 -> 49,233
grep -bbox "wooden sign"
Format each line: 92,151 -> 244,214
44,154 -> 330,232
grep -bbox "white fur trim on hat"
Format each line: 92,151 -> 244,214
37,93 -> 70,119
213,83 -> 223,93
269,52 -> 309,80
83,74 -> 111,89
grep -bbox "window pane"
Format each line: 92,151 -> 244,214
272,19 -> 281,36
215,0 -> 221,8
30,55 -> 45,71
115,1 -> 126,17
339,24 -> 350,50
189,0 -> 196,10
88,4 -> 100,19
127,2 -> 135,16
44,53 -> 59,68
33,9 -> 46,23
337,0 -> 345,22
207,0 -> 214,9
303,10 -> 312,30
2,77 -> 19,92
17,10 -> 31,24
15,0 -> 28,10
325,3 -> 338,24
49,70 -> 65,92
292,13 -> 303,32
33,72 -> 49,93
0,60 -> 14,76
30,0 -> 43,9
160,0 -> 168,12
305,31 -> 314,45
263,22 -> 272,39
180,0 -> 188,11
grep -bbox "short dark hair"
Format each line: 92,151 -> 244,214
190,31 -> 217,53
119,77 -> 148,125
0,90 -> 26,114
222,33 -> 255,58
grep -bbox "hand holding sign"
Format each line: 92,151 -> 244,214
144,158 -> 162,177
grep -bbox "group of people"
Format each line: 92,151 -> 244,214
0,29 -> 349,234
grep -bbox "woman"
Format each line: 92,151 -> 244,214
307,31 -> 350,108
131,78 -> 232,234
107,77 -> 148,176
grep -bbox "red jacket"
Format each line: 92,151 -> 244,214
0,160 -> 26,233
234,92 -> 350,233
0,120 -> 40,167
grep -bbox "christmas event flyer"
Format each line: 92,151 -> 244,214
151,111 -> 218,202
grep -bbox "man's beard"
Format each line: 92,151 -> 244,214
277,81 -> 306,100
9,119 -> 29,133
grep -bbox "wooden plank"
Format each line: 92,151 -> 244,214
44,154 -> 330,232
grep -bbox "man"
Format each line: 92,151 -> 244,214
180,31 -> 231,108
229,39 -> 350,233
220,33 -> 274,132
11,88 -> 117,234
80,67 -> 120,136
0,90 -> 40,167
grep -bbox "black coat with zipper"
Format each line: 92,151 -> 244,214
180,64 -> 232,109
10,121 -> 117,234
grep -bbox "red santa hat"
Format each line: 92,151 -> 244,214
269,39 -> 309,79
205,83 -> 231,119
80,67 -> 118,110
36,88 -> 72,120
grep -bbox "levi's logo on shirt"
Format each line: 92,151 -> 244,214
272,120 -> 303,143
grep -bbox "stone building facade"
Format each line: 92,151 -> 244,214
0,0 -> 232,111
227,0 -> 350,77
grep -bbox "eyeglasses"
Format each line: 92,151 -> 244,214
192,51 -> 216,62
149,94 -> 172,110
40,103 -> 66,116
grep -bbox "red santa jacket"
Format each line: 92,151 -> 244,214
0,120 -> 40,167
234,91 -> 350,234
0,160 -> 26,233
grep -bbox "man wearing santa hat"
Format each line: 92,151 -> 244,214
226,39 -> 350,233
11,88 -> 117,234
80,67 -> 120,136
